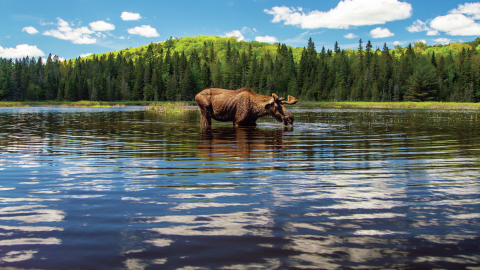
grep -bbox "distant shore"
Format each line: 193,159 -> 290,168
2,101 -> 480,110
301,101 -> 480,110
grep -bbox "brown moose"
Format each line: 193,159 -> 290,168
195,88 -> 298,126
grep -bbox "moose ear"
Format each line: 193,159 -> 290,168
265,98 -> 274,110
272,93 -> 279,101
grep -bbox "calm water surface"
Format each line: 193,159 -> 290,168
0,106 -> 479,269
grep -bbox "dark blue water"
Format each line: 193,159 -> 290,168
0,106 -> 479,269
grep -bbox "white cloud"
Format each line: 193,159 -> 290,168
264,0 -> 412,29
255,35 -> 278,42
406,19 -> 429,33
121,12 -> 142,21
450,3 -> 480,20
407,19 -> 439,35
433,38 -> 452,45
344,33 -> 357,39
430,13 -> 480,36
127,25 -> 159,37
89,21 -> 115,31
393,41 -> 405,45
43,18 -> 96,44
0,44 -> 45,58
225,30 -> 244,41
79,53 -> 93,58
370,27 -> 394,38
22,26 -> 39,34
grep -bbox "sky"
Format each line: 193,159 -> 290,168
1,0 -> 480,61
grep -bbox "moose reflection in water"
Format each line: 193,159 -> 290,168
195,88 -> 298,127
196,126 -> 293,160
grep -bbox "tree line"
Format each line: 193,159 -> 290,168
1,35 -> 480,103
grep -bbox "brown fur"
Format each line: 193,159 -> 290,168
195,88 -> 297,126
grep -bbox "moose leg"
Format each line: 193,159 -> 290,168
200,108 -> 212,126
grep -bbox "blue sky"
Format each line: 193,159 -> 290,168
1,0 -> 480,60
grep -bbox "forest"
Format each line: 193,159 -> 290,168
1,35 -> 480,103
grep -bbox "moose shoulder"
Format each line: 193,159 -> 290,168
195,88 -> 298,127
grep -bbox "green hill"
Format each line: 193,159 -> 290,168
1,35 -> 480,103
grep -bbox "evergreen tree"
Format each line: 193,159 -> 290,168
404,56 -> 439,101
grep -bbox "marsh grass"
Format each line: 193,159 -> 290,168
304,101 -> 480,110
0,102 -> 29,107
146,102 -> 191,114
60,100 -> 125,108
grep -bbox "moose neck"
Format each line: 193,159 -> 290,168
252,96 -> 273,117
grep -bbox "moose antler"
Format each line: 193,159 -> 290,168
281,95 -> 298,105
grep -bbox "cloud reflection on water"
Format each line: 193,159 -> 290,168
142,208 -> 273,237
1,108 -> 480,269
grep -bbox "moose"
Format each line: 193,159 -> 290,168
195,88 -> 298,126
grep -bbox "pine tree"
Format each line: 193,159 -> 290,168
404,56 -> 438,101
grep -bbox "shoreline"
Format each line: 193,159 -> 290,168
1,100 -> 480,110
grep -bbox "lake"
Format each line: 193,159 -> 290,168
0,105 -> 479,269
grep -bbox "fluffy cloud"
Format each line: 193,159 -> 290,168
127,25 -> 159,37
406,19 -> 439,35
255,35 -> 278,42
413,3 -> 480,36
370,27 -> 394,38
430,14 -> 480,36
0,44 -> 45,58
433,38 -> 452,45
264,0 -> 412,29
22,26 -> 39,34
406,19 -> 429,32
89,21 -> 115,31
121,12 -> 141,21
344,33 -> 357,39
450,3 -> 480,20
225,30 -> 244,41
393,41 -> 405,45
43,18 -> 96,44
79,53 -> 93,58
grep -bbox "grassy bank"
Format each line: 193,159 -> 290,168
303,101 -> 480,110
1,100 -> 196,107
3,100 -> 480,110
146,102 -> 193,114
0,101 -> 29,107
59,100 -> 126,108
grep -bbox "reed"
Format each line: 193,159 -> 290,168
0,101 -> 29,107
146,102 -> 191,114
60,100 -> 124,108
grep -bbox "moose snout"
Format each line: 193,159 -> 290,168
283,115 -> 294,126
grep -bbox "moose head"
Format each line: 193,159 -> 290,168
264,93 -> 298,126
